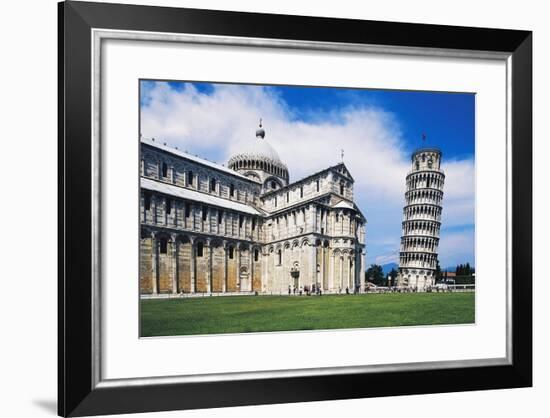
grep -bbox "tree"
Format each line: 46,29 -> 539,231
366,264 -> 384,286
388,268 -> 398,286
435,260 -> 442,282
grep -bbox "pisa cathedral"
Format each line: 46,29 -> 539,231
397,147 -> 445,290
140,123 -> 366,296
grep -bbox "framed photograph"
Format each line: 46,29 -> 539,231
58,1 -> 532,416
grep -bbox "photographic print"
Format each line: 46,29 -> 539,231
138,80 -> 475,337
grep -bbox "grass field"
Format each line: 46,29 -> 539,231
140,292 -> 475,337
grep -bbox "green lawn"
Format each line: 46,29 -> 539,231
140,292 -> 475,337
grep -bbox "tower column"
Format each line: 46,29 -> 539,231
151,232 -> 158,294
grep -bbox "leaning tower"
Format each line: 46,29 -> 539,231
397,147 -> 445,290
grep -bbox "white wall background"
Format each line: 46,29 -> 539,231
0,0 -> 546,417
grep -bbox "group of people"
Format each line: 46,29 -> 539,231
363,285 -> 454,293
288,283 -> 324,296
287,284 -> 359,296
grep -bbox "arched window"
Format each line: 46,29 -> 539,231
197,242 -> 204,257
144,192 -> 151,210
340,183 -> 344,195
184,202 -> 191,218
271,181 -> 276,189
277,249 -> 282,265
229,247 -> 234,259
300,186 -> 304,198
159,238 -> 168,254
286,191 -> 289,202
316,179 -> 320,192
161,162 -> 168,177
254,249 -> 259,262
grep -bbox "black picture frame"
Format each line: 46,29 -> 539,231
58,1 -> 532,416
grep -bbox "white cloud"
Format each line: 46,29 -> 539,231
441,159 -> 475,227
438,228 -> 475,268
141,81 -> 475,266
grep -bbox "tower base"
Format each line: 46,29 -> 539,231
396,268 -> 435,291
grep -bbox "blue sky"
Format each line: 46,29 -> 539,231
140,80 -> 475,270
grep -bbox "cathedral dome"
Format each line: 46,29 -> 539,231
228,121 -> 289,184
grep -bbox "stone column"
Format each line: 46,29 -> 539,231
236,246 -> 241,291
329,251 -> 334,291
151,232 -> 158,294
350,254 -> 355,291
164,197 -> 168,226
190,238 -> 196,293
321,246 -> 326,290
248,247 -> 253,292
207,241 -> 212,293
171,234 -> 178,294
340,256 -> 344,290
262,248 -> 269,293
222,242 -> 227,293
151,196 -> 157,224
310,243 -> 316,285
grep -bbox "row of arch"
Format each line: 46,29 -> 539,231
402,220 -> 440,236
142,150 -> 260,205
401,236 -> 439,252
403,204 -> 442,220
407,172 -> 445,191
400,268 -> 433,276
140,229 -> 262,295
264,237 -> 360,293
399,252 -> 438,268
141,193 -> 262,241
405,189 -> 443,205
228,156 -> 289,181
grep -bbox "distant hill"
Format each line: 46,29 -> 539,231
381,262 -> 399,275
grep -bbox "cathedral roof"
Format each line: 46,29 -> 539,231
227,121 -> 287,169
141,137 -> 260,183
334,200 -> 355,210
141,177 -> 262,215
229,136 -> 283,165
260,162 -> 354,198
